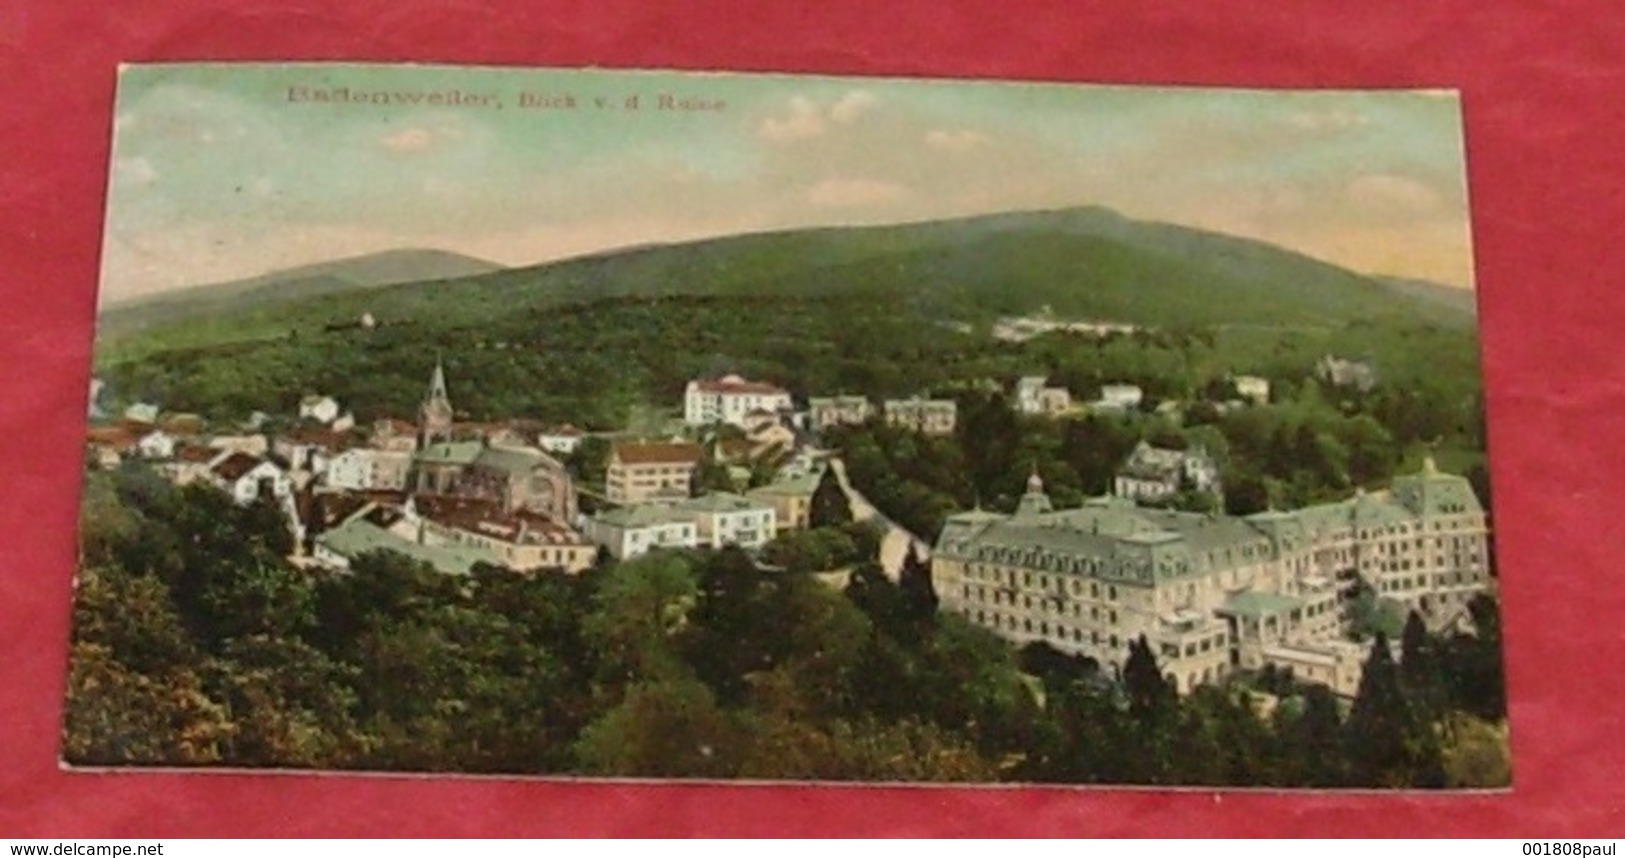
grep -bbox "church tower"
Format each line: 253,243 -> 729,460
419,355 -> 454,448
1015,463 -> 1054,517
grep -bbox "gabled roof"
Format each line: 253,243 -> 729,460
211,452 -> 269,481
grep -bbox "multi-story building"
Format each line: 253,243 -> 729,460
405,495 -> 596,573
325,448 -> 414,491
808,395 -> 874,431
932,458 -> 1491,695
675,492 -> 777,549
1113,441 -> 1223,503
683,374 -> 793,428
413,440 -> 577,520
1015,376 -> 1072,416
747,465 -> 823,534
882,397 -> 958,436
605,442 -> 705,505
586,504 -> 700,560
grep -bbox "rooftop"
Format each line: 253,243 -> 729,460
612,442 -> 705,466
317,517 -> 499,576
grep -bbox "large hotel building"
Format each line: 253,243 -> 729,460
932,458 -> 1491,695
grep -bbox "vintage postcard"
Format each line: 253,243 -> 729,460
70,63 -> 1506,788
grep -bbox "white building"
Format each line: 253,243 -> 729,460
1113,441 -> 1222,503
537,425 -> 586,456
1234,375 -> 1271,405
683,374 -> 793,428
1015,376 -> 1073,415
933,459 -> 1491,695
1096,384 -> 1145,412
586,504 -> 699,560
298,395 -> 343,425
137,429 -> 178,460
674,492 -> 777,549
207,453 -> 292,506
324,448 -> 414,491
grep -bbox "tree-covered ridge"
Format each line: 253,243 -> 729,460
66,465 -> 1507,786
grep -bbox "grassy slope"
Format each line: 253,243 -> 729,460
95,207 -> 1473,368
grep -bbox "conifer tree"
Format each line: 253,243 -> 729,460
809,466 -> 854,528
1346,632 -> 1445,787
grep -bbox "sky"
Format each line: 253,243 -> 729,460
99,63 -> 1477,305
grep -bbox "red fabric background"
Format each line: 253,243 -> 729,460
1,1 -> 1620,837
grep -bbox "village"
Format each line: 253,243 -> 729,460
82,346 -> 1489,700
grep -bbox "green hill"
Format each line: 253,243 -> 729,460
98,248 -> 505,337
96,207 -> 1472,366
91,207 -> 1483,427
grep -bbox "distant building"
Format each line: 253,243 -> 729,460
684,374 -> 793,428
324,448 -> 413,491
274,426 -> 350,474
419,358 -> 456,447
882,396 -> 958,435
537,425 -> 586,456
413,440 -> 576,521
1233,375 -> 1271,405
675,492 -> 777,549
136,429 -> 178,460
1095,384 -> 1145,412
207,453 -> 292,506
747,466 -> 823,534
207,433 -> 270,458
405,495 -> 595,573
298,395 -> 342,425
1015,376 -> 1072,416
586,504 -> 699,560
370,418 -> 420,453
605,442 -> 705,505
1113,441 -> 1222,503
1317,356 -> 1378,392
808,395 -> 874,431
314,510 -> 499,577
933,459 -> 1491,695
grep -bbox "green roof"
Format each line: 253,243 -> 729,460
593,504 -> 696,529
475,444 -> 554,475
674,491 -> 772,514
416,441 -> 483,466
316,518 -> 499,576
1219,591 -> 1305,618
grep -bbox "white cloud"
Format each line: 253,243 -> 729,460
759,90 -> 878,142
759,97 -> 825,142
1346,173 -> 1440,212
804,177 -> 909,208
829,90 -> 877,124
924,128 -> 990,152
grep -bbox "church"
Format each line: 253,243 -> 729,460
408,358 -> 578,523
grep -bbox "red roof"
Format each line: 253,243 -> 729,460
414,495 -> 586,545
692,375 -> 788,396
612,442 -> 705,466
210,452 -> 266,481
280,427 -> 349,448
86,426 -> 139,451
174,445 -> 219,464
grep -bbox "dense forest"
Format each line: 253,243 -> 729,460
65,465 -> 1508,786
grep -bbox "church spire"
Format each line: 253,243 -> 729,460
419,354 -> 454,448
